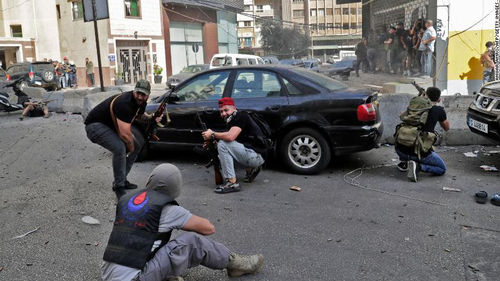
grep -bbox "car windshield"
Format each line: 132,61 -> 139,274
290,68 -> 348,91
304,62 -> 312,68
181,65 -> 203,73
334,60 -> 354,68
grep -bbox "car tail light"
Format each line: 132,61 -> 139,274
29,71 -> 34,80
6,74 -> 10,81
357,103 -> 377,122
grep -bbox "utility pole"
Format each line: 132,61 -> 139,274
92,0 -> 105,92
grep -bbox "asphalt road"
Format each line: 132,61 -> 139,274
1,113 -> 500,281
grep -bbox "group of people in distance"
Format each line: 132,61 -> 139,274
84,80 -> 266,280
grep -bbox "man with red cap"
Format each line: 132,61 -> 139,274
201,97 -> 266,193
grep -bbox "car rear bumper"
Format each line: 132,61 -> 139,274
325,121 -> 383,155
467,108 -> 500,145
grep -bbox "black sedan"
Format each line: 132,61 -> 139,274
139,65 -> 383,175
467,81 -> 500,144
324,59 -> 355,79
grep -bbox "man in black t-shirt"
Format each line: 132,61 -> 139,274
84,80 -> 161,198
395,87 -> 450,182
201,97 -> 265,194
384,27 -> 397,74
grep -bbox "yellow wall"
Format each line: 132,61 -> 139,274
447,29 -> 495,81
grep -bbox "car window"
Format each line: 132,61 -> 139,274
6,66 -> 16,75
236,58 -> 248,66
232,70 -> 282,99
22,65 -> 30,72
290,68 -> 348,91
248,58 -> 256,65
175,71 -> 229,101
212,57 -> 232,67
282,78 -> 303,96
257,58 -> 264,64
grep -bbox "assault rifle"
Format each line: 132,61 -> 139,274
145,91 -> 173,141
411,81 -> 426,97
195,112 -> 223,185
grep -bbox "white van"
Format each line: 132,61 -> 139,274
209,54 -> 265,69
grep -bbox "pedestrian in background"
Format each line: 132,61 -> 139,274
354,38 -> 369,77
482,41 -> 495,84
419,20 -> 436,79
85,57 -> 95,87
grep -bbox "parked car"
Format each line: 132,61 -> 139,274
166,64 -> 209,88
263,56 -> 280,65
210,54 -> 265,69
304,59 -> 320,72
6,62 -> 58,91
279,59 -> 305,67
324,59 -> 356,79
0,68 -> 7,82
467,81 -> 500,144
137,65 -> 382,175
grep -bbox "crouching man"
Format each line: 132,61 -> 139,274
101,163 -> 264,281
202,97 -> 266,194
394,87 -> 450,182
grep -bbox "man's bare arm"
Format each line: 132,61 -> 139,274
182,215 -> 215,235
440,119 -> 450,132
116,119 -> 134,153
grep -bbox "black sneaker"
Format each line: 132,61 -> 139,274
215,180 -> 241,194
112,186 -> 126,199
124,181 -> 138,190
407,161 -> 420,182
397,161 -> 408,172
244,166 -> 262,183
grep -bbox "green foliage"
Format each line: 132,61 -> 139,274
259,20 -> 310,59
154,64 -> 163,75
115,65 -> 123,79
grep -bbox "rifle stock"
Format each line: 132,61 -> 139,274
145,91 -> 172,141
411,81 -> 426,97
196,113 -> 223,185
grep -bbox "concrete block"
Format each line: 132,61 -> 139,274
82,91 -> 121,119
43,91 -> 65,113
23,86 -> 46,98
61,89 -> 89,113
378,93 -> 413,144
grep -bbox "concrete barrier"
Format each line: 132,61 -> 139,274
379,94 -> 493,146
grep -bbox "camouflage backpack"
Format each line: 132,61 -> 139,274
394,96 -> 437,158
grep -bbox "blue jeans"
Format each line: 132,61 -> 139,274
420,49 -> 433,76
395,147 -> 446,175
218,140 -> 264,180
85,122 -> 143,187
483,70 -> 493,84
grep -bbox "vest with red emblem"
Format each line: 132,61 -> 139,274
103,189 -> 178,269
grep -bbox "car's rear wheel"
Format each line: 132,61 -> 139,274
42,70 -> 54,82
280,127 -> 331,175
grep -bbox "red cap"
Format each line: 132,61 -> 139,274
63,57 -> 67,60
218,97 -> 235,108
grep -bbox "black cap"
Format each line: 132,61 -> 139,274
135,79 -> 151,95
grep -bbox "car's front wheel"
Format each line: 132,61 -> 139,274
280,127 -> 331,175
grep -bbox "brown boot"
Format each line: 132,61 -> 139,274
226,252 -> 264,277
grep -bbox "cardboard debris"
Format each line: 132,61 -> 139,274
464,152 -> 478,158
82,216 -> 100,225
289,186 -> 302,192
443,187 -> 461,192
480,165 -> 499,172
11,227 -> 39,240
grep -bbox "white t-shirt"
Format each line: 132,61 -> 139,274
419,26 -> 437,52
100,205 -> 192,281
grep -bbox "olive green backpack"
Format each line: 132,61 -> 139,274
394,96 -> 437,158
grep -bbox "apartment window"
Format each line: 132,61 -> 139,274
318,23 -> 325,31
326,8 -> 333,16
256,5 -> 263,11
292,0 -> 304,2
244,21 -> 252,27
244,38 -> 252,47
350,8 -> 356,14
72,1 -> 83,20
342,23 -> 349,29
358,8 -> 362,14
327,23 -> 333,29
351,23 -> 358,29
342,8 -> 349,15
318,9 -> 325,16
310,9 -> 316,16
125,0 -> 141,17
334,23 -> 341,29
293,10 -> 304,17
335,8 -> 341,15
10,25 -> 22,38
244,5 -> 252,11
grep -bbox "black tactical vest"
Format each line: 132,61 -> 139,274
103,189 -> 178,269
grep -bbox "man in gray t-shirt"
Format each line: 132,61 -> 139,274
101,164 -> 264,281
418,20 -> 436,78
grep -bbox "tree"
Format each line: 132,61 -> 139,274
259,20 -> 310,59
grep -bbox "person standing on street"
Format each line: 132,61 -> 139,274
482,41 -> 495,85
85,57 -> 95,87
384,27 -> 397,74
394,87 -> 450,182
84,79 -> 160,199
201,97 -> 266,194
419,20 -> 436,79
101,163 -> 265,281
354,38 -> 369,77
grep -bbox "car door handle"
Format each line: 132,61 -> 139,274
269,105 -> 281,111
204,107 -> 217,114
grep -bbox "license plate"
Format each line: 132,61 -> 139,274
469,118 -> 488,133
34,81 -> 41,85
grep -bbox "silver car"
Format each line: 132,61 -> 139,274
166,64 -> 209,88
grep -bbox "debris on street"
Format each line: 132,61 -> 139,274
81,216 -> 100,225
11,227 -> 40,240
289,186 -> 301,192
479,165 -> 499,172
463,152 -> 478,158
442,187 -> 461,192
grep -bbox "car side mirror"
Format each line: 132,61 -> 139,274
168,84 -> 176,90
167,93 -> 180,104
